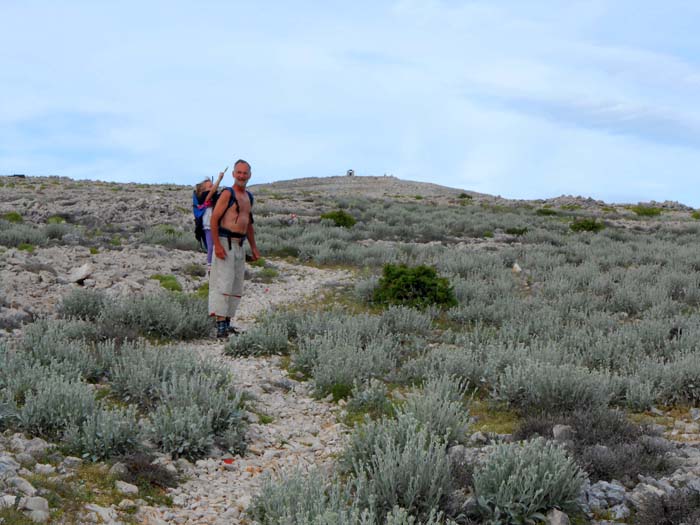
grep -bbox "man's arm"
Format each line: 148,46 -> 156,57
246,222 -> 260,261
211,189 -> 230,260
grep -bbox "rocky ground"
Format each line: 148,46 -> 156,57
2,175 -> 700,524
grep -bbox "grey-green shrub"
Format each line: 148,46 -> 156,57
157,372 -> 244,436
384,507 -> 455,525
380,306 -> 433,335
494,361 -> 613,415
64,405 -> 141,461
98,292 -> 209,341
0,219 -> 48,248
58,288 -> 107,321
225,319 -> 289,356
250,469 -> 374,525
148,404 -> 214,459
16,375 -> 96,439
141,224 -> 200,251
347,379 -> 393,419
397,375 -> 470,445
473,438 -> 585,524
352,420 -> 452,521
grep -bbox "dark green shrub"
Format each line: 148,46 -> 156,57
630,205 -> 662,216
505,227 -> 528,236
183,263 -> 206,277
373,264 -> 457,309
570,218 -> 605,232
2,211 -> 22,223
150,274 -> 182,292
320,210 -> 356,228
457,192 -> 472,200
535,208 -> 557,216
692,210 -> 700,220
119,451 -> 179,489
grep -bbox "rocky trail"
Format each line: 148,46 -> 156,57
137,263 -> 354,525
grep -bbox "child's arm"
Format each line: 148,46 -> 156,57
205,168 -> 226,203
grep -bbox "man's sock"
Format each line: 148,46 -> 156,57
216,320 -> 228,338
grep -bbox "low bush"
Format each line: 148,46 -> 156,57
352,419 -> 453,521
250,469 -> 373,525
151,274 -> 182,292
630,205 -> 662,217
514,409 -> 674,483
320,210 -> 357,228
570,218 -> 605,233
374,264 -> 457,309
183,262 -> 206,277
16,375 -> 96,439
504,227 -> 528,236
535,208 -> 557,216
0,219 -> 48,248
58,288 -> 107,321
632,488 -> 700,525
142,224 -> 200,251
64,405 -> 141,461
346,379 -> 394,421
494,361 -> 613,415
473,438 -> 585,524
148,404 -> 214,460
226,320 -> 289,357
119,451 -> 179,489
397,375 -> 470,445
2,211 -> 23,223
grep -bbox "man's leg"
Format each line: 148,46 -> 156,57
208,237 -> 236,338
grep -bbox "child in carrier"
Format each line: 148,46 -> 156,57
193,169 -> 226,271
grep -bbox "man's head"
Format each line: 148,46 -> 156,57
233,159 -> 251,188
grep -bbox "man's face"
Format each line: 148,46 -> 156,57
233,163 -> 251,188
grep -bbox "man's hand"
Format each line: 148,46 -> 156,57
250,247 -> 261,262
215,244 -> 227,260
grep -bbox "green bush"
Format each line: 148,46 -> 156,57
183,263 -> 206,277
457,192 -> 472,200
148,404 -> 214,460
373,264 -> 457,309
473,438 -> 585,524
2,211 -> 23,223
151,274 -> 182,292
570,218 -> 605,232
46,215 -> 66,224
320,210 -> 357,228
630,205 -> 662,216
691,210 -> 700,220
504,227 -> 528,236
535,208 -> 558,216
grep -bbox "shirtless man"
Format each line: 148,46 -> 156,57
208,159 -> 261,338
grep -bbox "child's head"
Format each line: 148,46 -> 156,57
195,178 -> 213,198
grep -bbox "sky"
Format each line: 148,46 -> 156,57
1,1 -> 700,206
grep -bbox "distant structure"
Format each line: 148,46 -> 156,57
346,169 -> 354,177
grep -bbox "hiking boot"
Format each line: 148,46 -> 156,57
216,320 -> 229,339
227,325 -> 242,335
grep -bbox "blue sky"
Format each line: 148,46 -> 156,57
2,1 -> 700,206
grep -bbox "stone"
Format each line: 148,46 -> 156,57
691,408 -> 700,421
118,498 -> 136,510
108,462 -> 128,478
67,262 -> 94,284
22,496 -> 49,512
115,480 -> 139,495
34,463 -> 55,476
61,456 -> 82,470
470,431 -> 489,444
15,453 -> 36,468
6,476 -> 36,496
610,504 -> 630,520
0,494 -> 18,508
546,508 -> 569,525
27,510 -> 50,523
0,455 -> 20,476
24,438 -> 50,459
84,503 -> 118,523
552,424 -> 575,442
